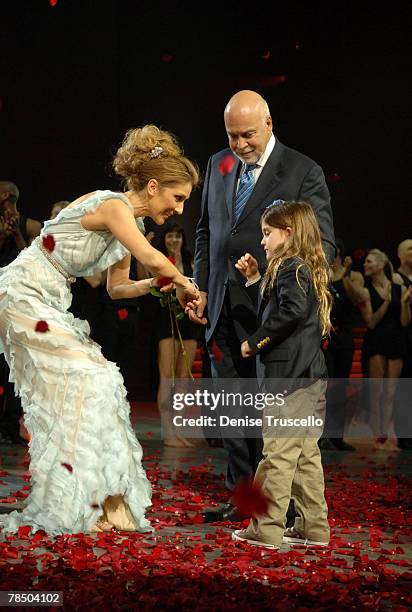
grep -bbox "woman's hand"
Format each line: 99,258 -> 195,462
241,340 -> 256,358
235,253 -> 260,281
0,210 -> 19,237
401,285 -> 412,306
176,280 -> 200,311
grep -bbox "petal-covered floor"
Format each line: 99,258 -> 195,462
1,402 -> 411,610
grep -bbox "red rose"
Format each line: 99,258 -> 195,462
156,256 -> 176,287
156,276 -> 173,287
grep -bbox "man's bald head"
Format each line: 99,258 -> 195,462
398,239 -> 412,266
224,90 -> 272,164
224,90 -> 270,121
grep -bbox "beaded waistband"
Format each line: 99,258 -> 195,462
35,237 -> 76,284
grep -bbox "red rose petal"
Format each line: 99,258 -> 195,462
353,248 -> 366,260
211,340 -> 223,363
0,386 -> 4,396
232,479 -> 269,517
327,172 -> 342,183
61,462 -> 73,472
191,513 -> 204,524
42,234 -> 55,252
117,308 -> 129,321
35,320 -> 49,333
218,155 -> 236,176
18,525 -> 31,538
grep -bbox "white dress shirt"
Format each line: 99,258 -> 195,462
236,133 -> 276,192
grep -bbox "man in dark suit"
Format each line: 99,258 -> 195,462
190,90 -> 335,521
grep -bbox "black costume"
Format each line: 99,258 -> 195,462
321,277 -> 358,450
362,281 -> 405,366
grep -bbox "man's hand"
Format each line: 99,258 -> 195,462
241,340 -> 256,358
187,290 -> 208,325
235,253 -> 260,282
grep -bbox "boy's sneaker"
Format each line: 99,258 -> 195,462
232,529 -> 280,549
282,527 -> 329,547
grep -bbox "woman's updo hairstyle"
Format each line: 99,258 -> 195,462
113,125 -> 199,192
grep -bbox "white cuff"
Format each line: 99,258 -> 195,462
245,275 -> 261,287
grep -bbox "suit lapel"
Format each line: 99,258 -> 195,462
234,141 -> 284,228
257,288 -> 266,321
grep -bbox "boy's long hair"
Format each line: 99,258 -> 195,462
260,201 -> 332,337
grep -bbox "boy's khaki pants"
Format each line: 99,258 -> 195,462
243,379 -> 330,546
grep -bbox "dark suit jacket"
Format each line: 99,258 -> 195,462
194,138 -> 336,342
246,258 -> 327,382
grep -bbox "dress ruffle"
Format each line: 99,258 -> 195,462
0,242 -> 152,535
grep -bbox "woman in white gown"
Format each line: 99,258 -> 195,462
0,125 -> 200,535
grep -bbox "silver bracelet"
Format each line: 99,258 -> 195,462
187,277 -> 200,291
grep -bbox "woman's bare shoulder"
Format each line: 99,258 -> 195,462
65,191 -> 97,210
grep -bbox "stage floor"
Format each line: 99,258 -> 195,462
0,402 -> 411,610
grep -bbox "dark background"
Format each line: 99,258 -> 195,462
1,0 -> 410,398
1,0 -> 411,257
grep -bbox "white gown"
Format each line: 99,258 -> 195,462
0,191 -> 152,535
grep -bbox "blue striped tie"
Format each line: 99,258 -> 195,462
233,164 -> 256,224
